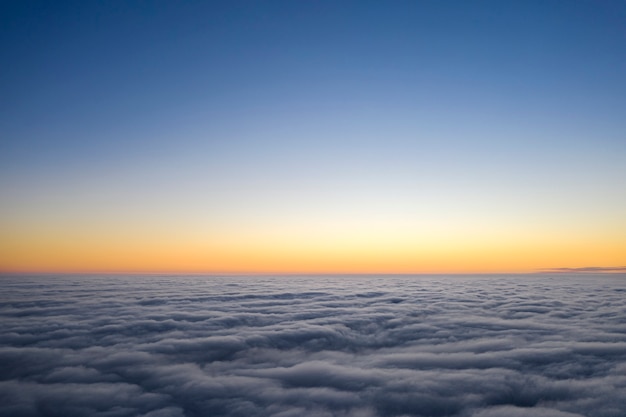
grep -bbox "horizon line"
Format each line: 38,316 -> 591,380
1,268 -> 625,277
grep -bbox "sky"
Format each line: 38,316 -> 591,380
1,0 -> 625,274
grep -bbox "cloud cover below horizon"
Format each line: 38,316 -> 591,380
1,274 -> 626,417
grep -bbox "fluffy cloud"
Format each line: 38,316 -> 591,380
1,274 -> 625,416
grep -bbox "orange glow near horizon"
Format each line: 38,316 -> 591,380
2,133 -> 625,276
2,222 -> 624,274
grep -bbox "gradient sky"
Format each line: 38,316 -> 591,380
1,0 -> 625,273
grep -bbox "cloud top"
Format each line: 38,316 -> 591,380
1,273 -> 625,416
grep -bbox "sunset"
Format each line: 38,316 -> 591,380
1,1 -> 625,416
2,1 -> 625,274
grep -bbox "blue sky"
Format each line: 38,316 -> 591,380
1,1 -> 625,272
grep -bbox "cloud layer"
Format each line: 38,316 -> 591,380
1,274 -> 626,417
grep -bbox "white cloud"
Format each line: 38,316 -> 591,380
1,274 -> 625,416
